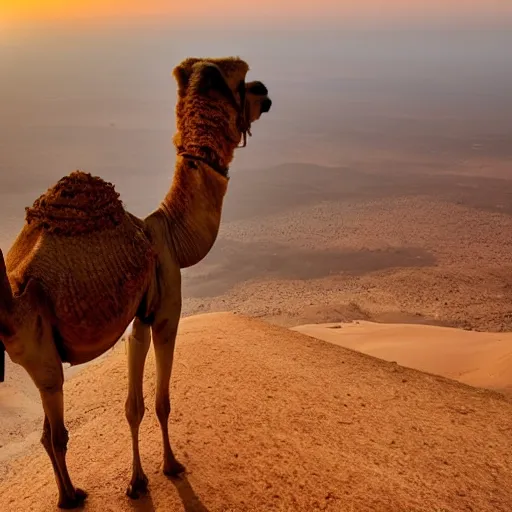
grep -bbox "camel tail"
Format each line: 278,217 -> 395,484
0,339 -> 4,382
0,249 -> 13,312
0,248 -> 14,383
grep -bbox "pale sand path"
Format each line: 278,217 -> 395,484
293,321 -> 512,394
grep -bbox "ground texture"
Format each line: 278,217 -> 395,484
1,313 -> 511,512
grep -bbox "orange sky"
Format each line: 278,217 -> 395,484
2,0 -> 512,25
0,0 -> 170,22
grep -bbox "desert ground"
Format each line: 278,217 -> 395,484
181,157 -> 512,333
1,313 -> 511,512
1,27 -> 512,511
1,154 -> 512,511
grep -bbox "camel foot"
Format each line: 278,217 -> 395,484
58,488 -> 88,509
126,473 -> 149,499
163,458 -> 186,478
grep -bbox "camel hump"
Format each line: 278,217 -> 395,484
25,171 -> 126,236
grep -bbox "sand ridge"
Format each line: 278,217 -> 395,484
293,321 -> 512,395
0,313 -> 511,512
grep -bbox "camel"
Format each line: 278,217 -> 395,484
0,56 -> 272,508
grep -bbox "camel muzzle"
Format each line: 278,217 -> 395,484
261,98 -> 272,113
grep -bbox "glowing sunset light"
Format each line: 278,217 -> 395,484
1,0 -> 511,26
1,0 -> 177,23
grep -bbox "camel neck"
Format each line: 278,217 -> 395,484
156,156 -> 229,269
177,152 -> 230,178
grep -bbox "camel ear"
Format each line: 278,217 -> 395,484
172,57 -> 201,97
190,62 -> 240,105
195,62 -> 227,91
173,65 -> 190,96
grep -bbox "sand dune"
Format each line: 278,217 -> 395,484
1,313 -> 511,512
292,321 -> 512,395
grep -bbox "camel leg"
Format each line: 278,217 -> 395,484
40,385 -> 87,509
125,317 -> 151,499
152,312 -> 185,477
40,415 -> 66,496
20,312 -> 85,508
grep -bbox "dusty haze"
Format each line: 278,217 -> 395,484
1,18 -> 512,512
1,22 -> 512,330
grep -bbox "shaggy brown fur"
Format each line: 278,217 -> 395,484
9,172 -> 156,363
25,171 -> 126,235
173,57 -> 251,165
173,57 -> 249,99
7,219 -> 155,363
0,56 -> 271,509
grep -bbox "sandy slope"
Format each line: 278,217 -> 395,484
293,321 -> 512,395
1,313 -> 511,512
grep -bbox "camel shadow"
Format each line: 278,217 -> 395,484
123,474 -> 208,512
169,474 -> 210,512
126,493 -> 156,512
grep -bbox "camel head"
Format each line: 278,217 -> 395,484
172,56 -> 271,172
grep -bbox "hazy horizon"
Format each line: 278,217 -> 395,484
3,6 -> 512,511
1,18 -> 511,250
